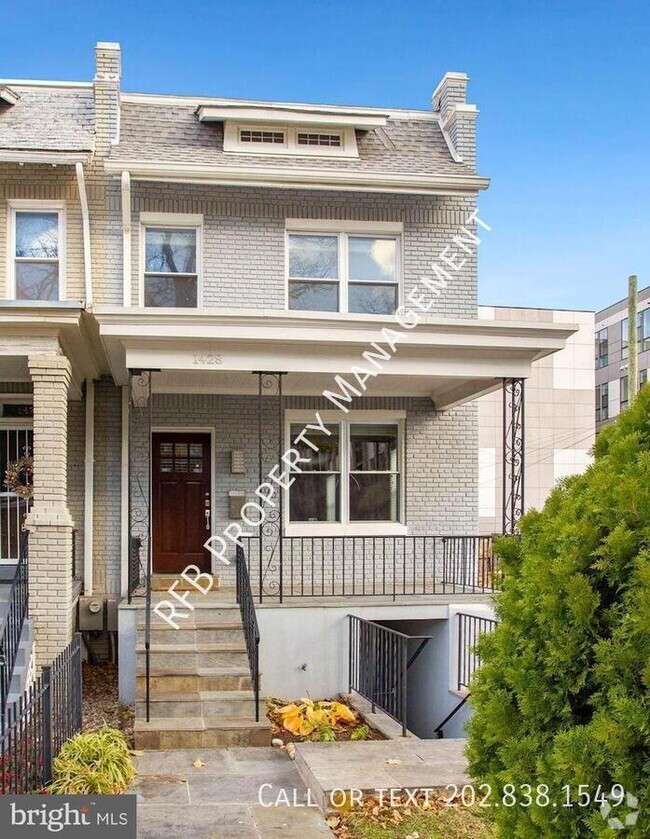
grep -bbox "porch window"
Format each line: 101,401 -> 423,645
288,231 -> 399,315
288,421 -> 401,524
12,209 -> 62,300
143,227 -> 199,307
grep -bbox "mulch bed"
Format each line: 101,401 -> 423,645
82,663 -> 135,747
266,697 -> 385,744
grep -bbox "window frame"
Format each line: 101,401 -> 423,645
285,220 -> 404,316
284,410 -> 406,536
620,374 -> 629,410
7,200 -> 66,301
621,317 -> 628,360
139,213 -> 203,308
595,327 -> 608,369
223,123 -> 358,158
639,308 -> 650,352
596,382 -> 609,423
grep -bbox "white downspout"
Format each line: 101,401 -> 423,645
83,378 -> 95,595
121,171 -> 131,307
120,385 -> 130,597
75,161 -> 93,305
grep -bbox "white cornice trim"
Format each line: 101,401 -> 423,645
0,85 -> 20,106
0,151 -> 93,165
198,105 -> 387,129
0,79 -> 92,89
103,159 -> 489,195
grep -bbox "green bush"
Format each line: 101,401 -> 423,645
467,385 -> 650,838
49,725 -> 135,794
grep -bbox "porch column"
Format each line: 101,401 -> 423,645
24,353 -> 75,667
502,377 -> 525,535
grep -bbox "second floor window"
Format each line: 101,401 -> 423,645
641,369 -> 648,387
144,227 -> 198,308
12,209 -> 62,300
287,232 -> 399,315
596,382 -> 609,422
621,318 -> 628,359
595,328 -> 608,369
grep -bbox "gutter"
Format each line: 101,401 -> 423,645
104,159 -> 489,195
75,162 -> 93,305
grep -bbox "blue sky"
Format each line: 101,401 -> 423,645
1,0 -> 647,312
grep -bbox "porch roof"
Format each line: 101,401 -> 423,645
94,307 -> 577,409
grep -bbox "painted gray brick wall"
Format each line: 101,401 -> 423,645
93,377 -> 122,594
118,184 -> 478,318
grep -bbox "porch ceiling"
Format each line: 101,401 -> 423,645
94,307 -> 578,410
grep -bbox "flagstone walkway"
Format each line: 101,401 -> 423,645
131,747 -> 332,838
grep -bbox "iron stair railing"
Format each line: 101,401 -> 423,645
348,615 -> 431,737
0,535 -> 29,718
236,544 -> 260,722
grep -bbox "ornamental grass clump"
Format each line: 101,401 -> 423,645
49,725 -> 135,794
467,385 -> 650,837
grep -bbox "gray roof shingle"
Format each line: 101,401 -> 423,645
110,100 -> 471,177
0,86 -> 94,152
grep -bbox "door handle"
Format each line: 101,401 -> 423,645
204,506 -> 211,530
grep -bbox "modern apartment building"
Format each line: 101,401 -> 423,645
478,306 -> 595,534
595,285 -> 650,431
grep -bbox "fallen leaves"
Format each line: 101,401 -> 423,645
192,758 -> 206,768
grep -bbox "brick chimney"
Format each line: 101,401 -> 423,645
93,42 -> 121,156
431,72 -> 477,170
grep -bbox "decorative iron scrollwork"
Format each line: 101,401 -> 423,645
256,372 -> 285,601
502,378 -> 525,535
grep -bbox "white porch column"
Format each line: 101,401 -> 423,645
24,353 -> 75,667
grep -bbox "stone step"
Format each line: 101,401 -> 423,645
134,716 -> 272,750
136,667 -> 253,696
137,625 -> 245,645
136,643 -> 249,669
135,690 -> 261,719
151,574 -> 221,592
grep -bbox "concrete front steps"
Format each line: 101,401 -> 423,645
134,585 -> 271,749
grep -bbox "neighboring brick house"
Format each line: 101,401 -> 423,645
0,43 -> 580,744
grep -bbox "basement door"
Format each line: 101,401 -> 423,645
152,432 -> 212,573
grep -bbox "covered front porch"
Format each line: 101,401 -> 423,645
94,306 -> 576,604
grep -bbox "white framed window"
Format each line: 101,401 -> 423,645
139,213 -> 203,308
285,221 -> 402,315
223,123 -> 357,158
7,201 -> 65,300
285,411 -> 406,535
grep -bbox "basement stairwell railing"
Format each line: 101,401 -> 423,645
236,544 -> 261,722
348,615 -> 431,737
0,536 -> 29,716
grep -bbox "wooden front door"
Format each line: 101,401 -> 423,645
152,432 -> 211,573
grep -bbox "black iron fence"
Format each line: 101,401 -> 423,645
348,615 -> 430,737
0,537 -> 29,713
457,612 -> 498,691
1,633 -> 83,793
236,545 -> 260,722
242,534 -> 499,601
127,536 -> 144,602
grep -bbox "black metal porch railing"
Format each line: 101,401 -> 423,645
127,536 -> 143,603
348,615 -> 430,737
457,611 -> 498,691
0,536 -> 29,715
235,544 -> 260,721
242,534 -> 499,601
1,633 -> 83,793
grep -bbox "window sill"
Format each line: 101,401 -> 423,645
284,522 -> 408,538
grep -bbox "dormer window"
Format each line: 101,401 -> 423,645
198,103 -> 389,159
224,123 -> 355,157
239,129 -> 285,145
